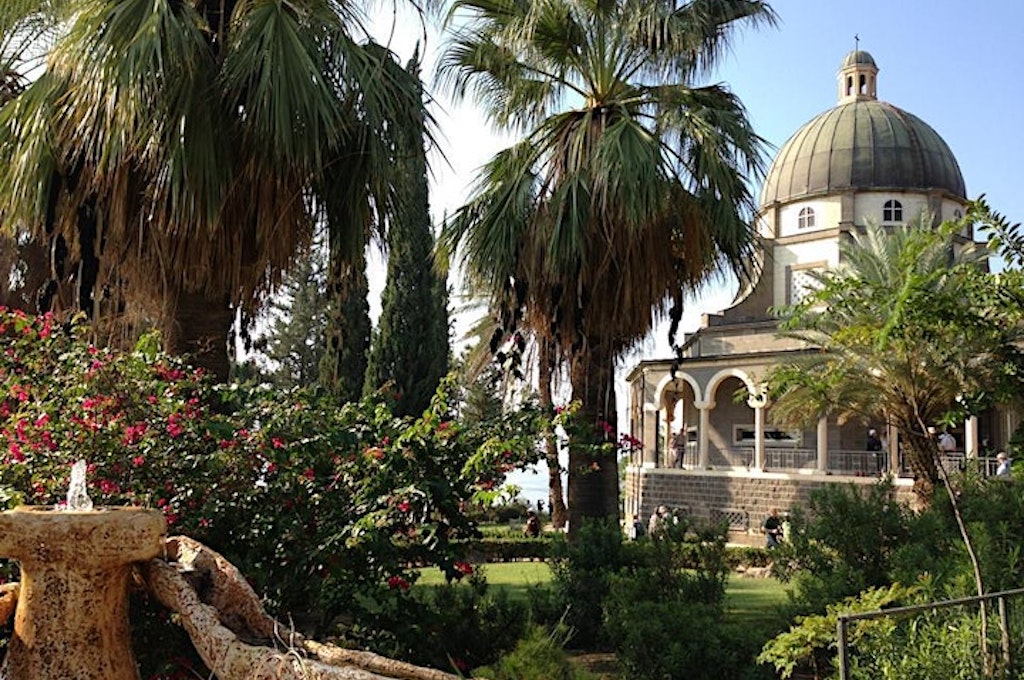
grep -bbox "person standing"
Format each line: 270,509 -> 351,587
523,510 -> 541,537
938,430 -> 957,453
762,508 -> 784,549
996,452 -> 1012,477
866,428 -> 883,475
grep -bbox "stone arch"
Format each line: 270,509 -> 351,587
703,368 -> 759,407
652,372 -> 703,409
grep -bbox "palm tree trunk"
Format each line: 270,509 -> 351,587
161,288 -> 233,383
566,336 -> 620,537
898,429 -> 940,505
538,337 -> 567,529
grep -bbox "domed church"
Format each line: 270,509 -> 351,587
623,51 -> 1007,536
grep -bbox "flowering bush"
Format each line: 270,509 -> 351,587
0,309 -> 545,673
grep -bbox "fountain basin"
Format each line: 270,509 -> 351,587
0,506 -> 166,680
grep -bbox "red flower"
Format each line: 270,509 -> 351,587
302,468 -> 315,481
387,575 -> 410,591
454,561 -> 474,576
271,437 -> 286,449
132,456 -> 145,467
98,479 -> 121,495
397,501 -> 411,513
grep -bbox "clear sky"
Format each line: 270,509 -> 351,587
367,0 -> 1024,505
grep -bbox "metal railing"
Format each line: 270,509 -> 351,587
764,447 -> 817,471
837,587 -> 1024,680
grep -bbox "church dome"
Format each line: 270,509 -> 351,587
759,51 -> 966,207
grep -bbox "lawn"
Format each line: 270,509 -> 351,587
724,574 -> 791,626
414,561 -> 790,623
414,561 -> 551,602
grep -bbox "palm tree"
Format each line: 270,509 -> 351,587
0,0 -> 423,381
438,0 -> 775,532
769,210 -> 1024,501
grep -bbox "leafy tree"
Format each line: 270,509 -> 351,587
768,206 -> 1024,667
258,239 -> 330,390
438,0 -> 775,532
365,53 -> 450,417
0,0 -> 423,381
769,207 -> 1024,501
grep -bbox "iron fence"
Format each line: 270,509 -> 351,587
837,587 -> 1024,680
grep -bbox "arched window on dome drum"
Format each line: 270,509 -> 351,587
883,199 -> 903,223
798,206 -> 815,229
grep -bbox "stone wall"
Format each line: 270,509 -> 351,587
624,467 -> 914,536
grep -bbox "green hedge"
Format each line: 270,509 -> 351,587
458,536 -> 551,562
451,537 -> 770,566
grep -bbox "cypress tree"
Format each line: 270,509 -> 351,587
364,53 -> 450,417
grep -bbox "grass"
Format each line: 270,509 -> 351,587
724,574 -> 790,626
414,561 -> 552,603
414,561 -> 790,624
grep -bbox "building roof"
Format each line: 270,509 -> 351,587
759,52 -> 966,207
841,50 -> 877,68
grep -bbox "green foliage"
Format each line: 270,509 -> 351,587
768,205 -> 1024,495
772,482 -> 914,612
599,518 -> 771,680
439,0 -> 776,526
255,237 -> 330,389
472,625 -> 597,680
757,583 -> 915,679
364,54 -> 449,418
319,245 -> 371,402
547,519 -> 630,648
0,309 -> 544,675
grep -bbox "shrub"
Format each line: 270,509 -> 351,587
547,518 -> 629,649
772,481 -> 913,613
472,625 -> 597,680
0,310 -> 545,676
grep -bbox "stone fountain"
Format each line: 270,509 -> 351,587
0,462 -> 457,680
0,461 -> 165,680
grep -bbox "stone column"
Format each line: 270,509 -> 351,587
816,415 -> 829,473
748,387 -> 768,471
965,415 -> 979,458
642,404 -> 659,467
696,401 -> 712,469
752,404 -> 765,470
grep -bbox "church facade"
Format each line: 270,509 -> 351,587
623,51 -> 1017,535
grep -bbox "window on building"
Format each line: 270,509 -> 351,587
798,206 -> 815,229
883,199 -> 903,223
859,74 -> 867,94
954,208 -> 963,220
